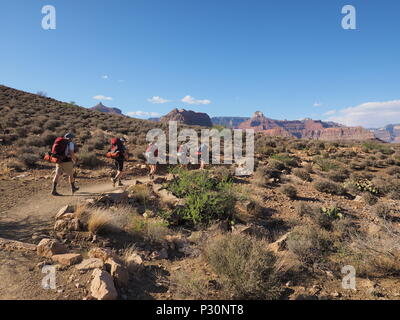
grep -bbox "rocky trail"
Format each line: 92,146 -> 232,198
0,176 -> 154,300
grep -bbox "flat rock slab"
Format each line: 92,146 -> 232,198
75,258 -> 104,271
0,237 -> 37,252
52,253 -> 83,266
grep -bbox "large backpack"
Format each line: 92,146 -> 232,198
44,137 -> 68,163
106,138 -> 124,159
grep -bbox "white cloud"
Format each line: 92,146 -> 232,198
101,75 -> 109,79
182,95 -> 211,105
325,100 -> 400,128
148,96 -> 170,104
93,95 -> 113,101
324,110 -> 336,116
313,102 -> 322,107
127,111 -> 160,118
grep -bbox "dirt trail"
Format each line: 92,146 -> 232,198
0,178 -> 145,242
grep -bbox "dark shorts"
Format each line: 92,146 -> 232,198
114,159 -> 124,171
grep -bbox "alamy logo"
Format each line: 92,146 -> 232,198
41,265 -> 56,290
145,121 -> 254,176
342,5 -> 356,30
341,265 -> 356,290
42,5 -> 56,30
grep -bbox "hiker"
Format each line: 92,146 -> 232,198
107,138 -> 129,187
145,139 -> 159,180
177,139 -> 191,168
197,143 -> 208,170
51,133 -> 79,196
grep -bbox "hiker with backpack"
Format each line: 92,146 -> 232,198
177,138 -> 191,168
50,133 -> 79,196
106,138 -> 129,187
145,139 -> 159,180
197,143 -> 208,170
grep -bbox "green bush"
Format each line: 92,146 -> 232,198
166,169 -> 236,227
79,151 -> 104,168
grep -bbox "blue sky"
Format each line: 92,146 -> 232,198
1,0 -> 400,127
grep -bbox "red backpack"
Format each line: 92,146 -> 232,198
44,137 -> 68,163
106,138 -> 123,159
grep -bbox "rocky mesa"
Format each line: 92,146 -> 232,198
238,111 -> 376,141
160,108 -> 213,127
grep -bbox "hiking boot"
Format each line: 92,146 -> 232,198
51,183 -> 61,196
111,178 -> 116,187
71,183 -> 79,194
118,180 -> 124,186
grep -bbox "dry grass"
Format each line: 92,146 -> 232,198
204,233 -> 281,300
128,184 -> 152,205
171,269 -> 211,299
87,209 -> 114,234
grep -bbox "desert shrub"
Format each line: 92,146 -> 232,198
253,166 -> 281,186
79,151 -> 104,168
204,233 -> 280,299
20,153 -> 40,168
270,153 -> 299,168
347,223 -> 400,277
130,145 -> 147,161
87,209 -> 113,234
314,179 -> 346,195
349,161 -> 366,171
327,167 -> 349,182
362,141 -> 395,155
387,166 -> 400,177
362,193 -> 378,206
280,185 -> 297,199
293,168 -> 312,182
314,157 -> 338,172
171,270 -> 210,299
128,184 -> 152,205
267,159 -> 286,171
287,226 -> 332,269
129,215 -> 169,244
24,136 -> 45,147
373,203 -> 392,218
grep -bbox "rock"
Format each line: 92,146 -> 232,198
37,239 -> 68,257
268,232 -> 291,253
208,220 -> 231,233
0,237 -> 37,252
52,253 -> 83,266
106,258 -> 129,286
143,210 -> 156,219
160,108 -> 213,127
75,258 -> 104,271
90,269 -> 118,300
54,218 -> 80,232
55,205 -> 75,220
354,195 -> 363,202
125,252 -> 144,274
232,224 -> 271,240
106,190 -> 129,204
89,247 -> 121,263
153,177 -> 166,184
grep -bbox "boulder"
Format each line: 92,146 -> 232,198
75,258 -> 104,271
55,205 -> 75,220
106,258 -> 129,286
54,218 -> 80,232
52,253 -> 83,266
125,252 -> 144,274
37,239 -> 68,257
90,269 -> 118,300
268,232 -> 291,253
0,237 -> 37,252
89,247 -> 121,263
